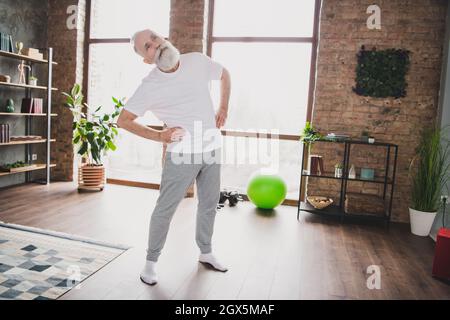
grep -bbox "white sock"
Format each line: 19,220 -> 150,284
140,260 -> 158,285
199,253 -> 228,272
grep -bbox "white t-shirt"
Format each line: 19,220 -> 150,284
124,52 -> 224,153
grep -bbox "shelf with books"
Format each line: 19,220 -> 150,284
0,47 -> 56,185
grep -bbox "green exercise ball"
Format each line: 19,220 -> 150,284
247,174 -> 287,209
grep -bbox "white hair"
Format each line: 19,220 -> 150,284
130,29 -> 159,55
129,29 -> 179,71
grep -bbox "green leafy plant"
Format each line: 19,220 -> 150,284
353,46 -> 410,98
300,121 -> 323,143
335,163 -> 344,169
63,84 -> 124,165
29,76 -> 38,81
409,126 -> 450,212
1,161 -> 26,170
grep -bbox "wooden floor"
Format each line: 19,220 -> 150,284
0,181 -> 449,300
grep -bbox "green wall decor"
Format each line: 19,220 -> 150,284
353,45 -> 410,98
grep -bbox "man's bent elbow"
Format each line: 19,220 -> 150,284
221,68 -> 230,81
116,115 -> 126,129
117,109 -> 137,129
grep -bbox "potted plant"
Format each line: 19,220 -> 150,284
300,122 -> 324,177
300,121 -> 323,144
63,84 -> 124,191
409,126 -> 450,236
334,163 -> 343,178
29,76 -> 38,86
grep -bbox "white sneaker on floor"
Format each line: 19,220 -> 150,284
140,260 -> 158,286
199,253 -> 228,272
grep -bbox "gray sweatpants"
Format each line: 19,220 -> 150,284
146,148 -> 221,262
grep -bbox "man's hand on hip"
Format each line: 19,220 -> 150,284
215,108 -> 228,129
159,127 -> 185,144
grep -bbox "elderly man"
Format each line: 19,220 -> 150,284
117,29 -> 231,286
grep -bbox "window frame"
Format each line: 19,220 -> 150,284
83,0 -> 171,101
206,0 -> 321,139
83,0 -> 321,202
206,0 -> 321,204
83,0 -> 171,189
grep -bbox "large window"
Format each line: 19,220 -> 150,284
209,0 -> 319,200
90,0 -> 169,39
87,0 -> 170,184
86,0 -> 320,200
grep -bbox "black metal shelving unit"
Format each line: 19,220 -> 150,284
297,139 -> 398,225
0,48 -> 57,185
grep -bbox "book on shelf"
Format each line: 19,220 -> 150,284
34,98 -> 43,113
21,98 -> 43,113
309,155 -> 324,175
9,35 -> 13,53
22,48 -> 39,55
21,98 -> 33,113
0,33 -> 13,52
0,124 -> 10,143
22,48 -> 43,60
0,33 -> 4,51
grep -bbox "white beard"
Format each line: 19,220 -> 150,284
155,41 -> 180,71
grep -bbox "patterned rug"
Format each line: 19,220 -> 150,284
0,222 -> 129,300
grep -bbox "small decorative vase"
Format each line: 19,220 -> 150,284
348,164 -> 356,179
15,42 -> 24,55
5,99 -> 14,113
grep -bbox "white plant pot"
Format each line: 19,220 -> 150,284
409,208 -> 437,236
29,79 -> 37,86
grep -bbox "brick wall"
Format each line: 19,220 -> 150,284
307,0 -> 448,222
169,0 -> 208,53
47,0 -> 86,181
